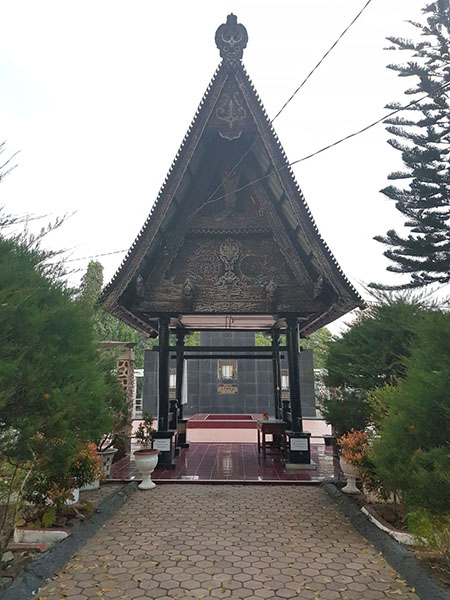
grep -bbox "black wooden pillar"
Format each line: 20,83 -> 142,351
285,316 -> 311,464
153,315 -> 177,468
271,329 -> 282,418
286,317 -> 303,432
176,332 -> 190,449
175,332 -> 185,419
157,316 -> 170,431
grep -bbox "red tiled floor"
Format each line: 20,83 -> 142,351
110,442 -> 339,484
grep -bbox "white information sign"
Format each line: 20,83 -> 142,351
290,438 -> 308,451
153,439 -> 171,452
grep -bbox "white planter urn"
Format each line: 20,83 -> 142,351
80,479 -> 100,491
66,487 -> 80,504
134,449 -> 159,490
339,457 -> 360,494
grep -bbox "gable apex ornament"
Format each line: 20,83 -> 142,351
215,14 -> 248,68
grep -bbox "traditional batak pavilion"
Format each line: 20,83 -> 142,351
102,15 -> 362,469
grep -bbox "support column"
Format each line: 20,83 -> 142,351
286,316 -> 311,465
176,332 -> 189,449
286,317 -> 302,432
153,316 -> 176,469
158,316 -> 170,432
176,333 -> 185,419
271,329 -> 281,419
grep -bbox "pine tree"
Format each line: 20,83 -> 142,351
370,309 -> 450,515
79,260 -> 156,367
324,295 -> 424,391
0,141 -> 17,183
374,0 -> 450,289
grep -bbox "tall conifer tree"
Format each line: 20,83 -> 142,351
374,0 -> 450,289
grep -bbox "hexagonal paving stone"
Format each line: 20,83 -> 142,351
33,485 -> 419,600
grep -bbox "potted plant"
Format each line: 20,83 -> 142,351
76,442 -> 103,491
96,437 -> 119,479
16,442 -> 101,547
337,430 -> 368,494
134,413 -> 159,490
95,389 -> 131,479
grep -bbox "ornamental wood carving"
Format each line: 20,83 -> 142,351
131,231 -> 323,314
215,14 -> 248,69
214,80 -> 248,140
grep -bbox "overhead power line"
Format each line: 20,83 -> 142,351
61,76 -> 450,267
191,79 -> 450,211
63,249 -> 128,263
189,0 -> 375,223
270,0 -> 374,125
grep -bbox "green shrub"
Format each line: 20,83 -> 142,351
367,384 -> 397,430
370,310 -> 450,516
0,237 -> 123,547
407,509 -> 450,572
321,388 -> 372,437
325,295 -> 423,390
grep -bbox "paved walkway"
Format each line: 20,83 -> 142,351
35,486 -> 418,600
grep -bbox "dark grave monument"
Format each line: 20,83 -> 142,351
143,331 -> 316,419
102,15 -> 362,466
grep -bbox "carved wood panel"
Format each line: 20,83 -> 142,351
134,232 -> 320,314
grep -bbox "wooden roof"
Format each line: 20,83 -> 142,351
102,15 -> 363,336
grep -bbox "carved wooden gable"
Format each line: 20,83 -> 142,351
131,185 -> 325,315
103,15 -> 362,334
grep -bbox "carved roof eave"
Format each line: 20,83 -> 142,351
110,304 -> 158,337
102,51 -> 363,331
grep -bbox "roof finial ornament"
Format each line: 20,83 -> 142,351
215,14 -> 248,69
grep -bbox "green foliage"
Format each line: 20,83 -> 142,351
321,388 -> 372,437
0,460 -> 27,553
370,310 -> 450,516
255,333 -> 271,347
22,442 -> 100,512
0,241 -> 118,460
301,328 -> 332,369
373,1 -> 450,289
0,141 -> 17,183
407,509 -> 450,569
40,506 -> 57,528
135,412 -> 156,448
70,443 -> 101,487
79,260 -> 156,368
185,331 -> 200,347
325,295 -> 423,390
367,384 -> 397,430
254,328 -> 331,369
0,236 -> 124,526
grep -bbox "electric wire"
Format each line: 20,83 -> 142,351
63,249 -> 128,262
66,78 -> 450,266
190,79 -> 450,212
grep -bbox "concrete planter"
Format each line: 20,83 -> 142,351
134,449 -> 159,490
362,484 -> 395,504
66,488 -> 80,504
361,505 -> 417,546
80,479 -> 100,491
339,457 -> 360,494
14,526 -> 70,548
